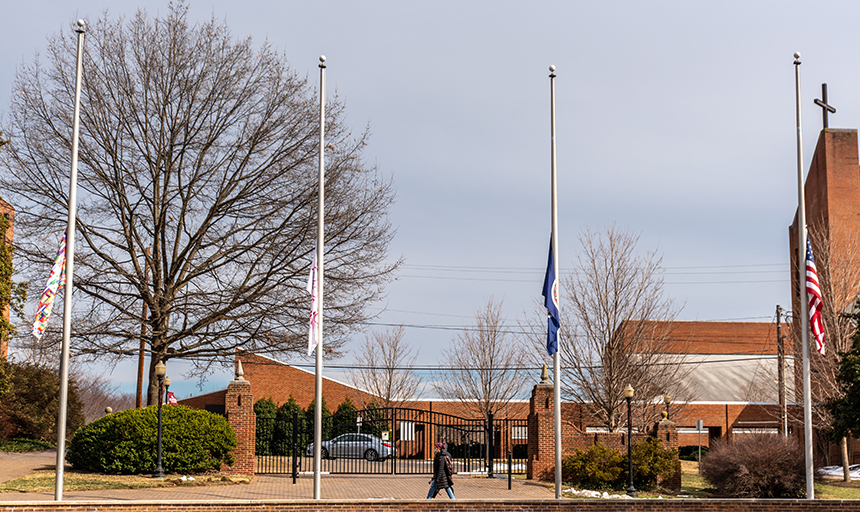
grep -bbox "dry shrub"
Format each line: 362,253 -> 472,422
700,434 -> 805,498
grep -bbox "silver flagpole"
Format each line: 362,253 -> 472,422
549,64 -> 562,500
313,54 -> 326,501
793,51 -> 814,500
55,19 -> 86,501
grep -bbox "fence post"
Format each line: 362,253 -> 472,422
487,411 -> 494,478
508,449 -> 512,489
291,410 -> 298,484
392,407 -> 397,475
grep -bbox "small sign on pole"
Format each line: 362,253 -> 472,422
357,414 -> 362,434
696,419 -> 704,467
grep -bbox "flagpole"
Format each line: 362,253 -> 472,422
313,54 -> 326,501
793,51 -> 814,500
549,64 -> 562,500
55,19 -> 86,501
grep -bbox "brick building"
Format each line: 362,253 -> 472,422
182,128 -> 860,466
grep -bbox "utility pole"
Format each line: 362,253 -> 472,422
776,305 -> 787,437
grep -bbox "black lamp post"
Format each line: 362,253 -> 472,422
153,361 -> 166,479
663,394 -> 672,420
624,384 -> 637,498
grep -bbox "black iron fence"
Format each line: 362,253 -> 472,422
254,407 -> 528,477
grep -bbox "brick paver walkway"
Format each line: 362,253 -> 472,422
0,451 -> 555,502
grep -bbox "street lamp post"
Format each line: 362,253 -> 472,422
663,394 -> 672,420
153,361 -> 166,479
624,384 -> 637,498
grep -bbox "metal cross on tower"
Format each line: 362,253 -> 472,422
814,83 -> 836,129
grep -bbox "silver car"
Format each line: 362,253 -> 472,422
306,433 -> 395,461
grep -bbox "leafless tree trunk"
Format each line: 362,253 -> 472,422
788,222 -> 860,478
434,297 -> 524,423
521,225 -> 692,432
1,5 -> 399,404
348,325 -> 422,409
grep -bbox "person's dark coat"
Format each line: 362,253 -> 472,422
431,448 -> 454,497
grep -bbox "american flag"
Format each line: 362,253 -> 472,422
806,236 -> 826,356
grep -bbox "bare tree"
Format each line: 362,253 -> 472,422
348,326 -> 422,409
1,4 -> 399,404
73,371 -> 136,423
522,225 -> 692,432
787,222 -> 860,475
434,297 -> 524,422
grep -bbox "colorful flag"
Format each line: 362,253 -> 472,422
167,391 -> 178,405
31,231 -> 67,340
307,251 -> 320,355
806,236 -> 826,356
542,240 -> 560,355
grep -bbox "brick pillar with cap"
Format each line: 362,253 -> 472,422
652,411 -> 681,491
527,365 -> 554,480
223,361 -> 256,475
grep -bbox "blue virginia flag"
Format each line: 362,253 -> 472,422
542,240 -> 560,355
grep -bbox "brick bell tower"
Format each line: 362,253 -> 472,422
788,128 -> 860,329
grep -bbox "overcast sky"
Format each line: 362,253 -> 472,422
3,1 -> 858,400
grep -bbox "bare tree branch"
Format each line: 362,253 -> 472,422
348,325 -> 422,409
434,297 -> 524,422
521,225 -> 693,432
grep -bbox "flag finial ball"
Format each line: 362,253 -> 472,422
794,52 -> 801,59
77,19 -> 85,27
549,65 -> 556,72
319,55 -> 326,63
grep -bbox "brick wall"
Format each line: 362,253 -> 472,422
2,499 -> 858,512
223,377 -> 255,475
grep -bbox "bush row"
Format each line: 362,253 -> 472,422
562,438 -> 678,490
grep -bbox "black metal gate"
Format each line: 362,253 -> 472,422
255,407 -> 528,476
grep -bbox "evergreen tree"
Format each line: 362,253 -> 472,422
332,397 -> 358,437
305,397 -> 332,441
253,397 -> 277,455
828,302 -> 860,440
274,395 -> 305,455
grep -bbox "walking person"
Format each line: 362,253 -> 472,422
426,442 -> 455,499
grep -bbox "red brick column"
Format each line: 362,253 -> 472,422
652,413 -> 681,491
527,367 -> 554,480
223,363 -> 255,475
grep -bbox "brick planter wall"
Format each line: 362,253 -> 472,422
2,499 -> 859,512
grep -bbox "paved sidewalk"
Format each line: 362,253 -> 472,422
0,473 -> 554,502
0,450 -> 57,483
0,451 -> 555,502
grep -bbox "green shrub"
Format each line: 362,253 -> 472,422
700,435 -> 804,498
626,437 -> 679,488
678,444 -> 708,461
0,362 -> 85,442
66,405 -> 235,474
562,442 -> 624,489
562,438 -> 678,490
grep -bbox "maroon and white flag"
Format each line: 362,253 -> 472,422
306,252 -> 320,355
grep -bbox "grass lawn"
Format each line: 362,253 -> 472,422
0,470 -> 251,493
